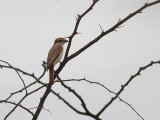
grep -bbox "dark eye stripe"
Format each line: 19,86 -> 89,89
55,40 -> 62,43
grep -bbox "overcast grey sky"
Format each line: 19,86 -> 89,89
0,0 -> 160,120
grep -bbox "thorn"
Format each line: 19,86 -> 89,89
117,18 -> 121,22
32,73 -> 34,76
118,25 -> 124,28
75,31 -> 81,34
140,67 -> 144,69
145,1 -> 149,5
77,14 -> 81,18
114,29 -> 118,32
99,24 -> 104,33
75,15 -> 78,20
111,97 -> 114,100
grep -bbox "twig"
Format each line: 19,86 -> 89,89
0,100 -> 34,116
57,76 -> 101,120
32,1 -> 100,120
55,0 -> 99,77
56,78 -> 116,94
96,60 -> 160,117
67,1 -> 160,61
0,60 -> 28,93
4,86 -> 44,120
30,107 -> 52,114
118,98 -> 144,120
0,60 -> 37,79
58,78 -> 144,119
64,0 -> 99,58
37,80 -> 87,115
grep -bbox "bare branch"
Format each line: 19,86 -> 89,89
0,60 -> 28,93
96,60 -> 160,117
32,85 -> 51,120
4,86 -> 44,120
67,1 -> 160,61
118,98 -> 144,120
30,107 -> 52,114
57,78 -> 116,94
0,60 -> 37,80
59,78 -> 144,119
99,24 -> 104,33
64,0 -> 99,58
36,80 -> 87,115
0,1 -> 160,120
57,76 -> 89,113
57,76 -> 102,120
0,100 -> 34,116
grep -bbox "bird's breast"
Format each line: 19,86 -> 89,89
54,48 -> 63,65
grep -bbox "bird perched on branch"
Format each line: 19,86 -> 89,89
47,38 -> 68,85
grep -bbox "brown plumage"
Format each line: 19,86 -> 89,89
47,38 -> 68,85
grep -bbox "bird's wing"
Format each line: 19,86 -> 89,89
47,45 -> 62,69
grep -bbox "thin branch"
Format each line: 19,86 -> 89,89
64,0 -> 99,58
57,76 -> 101,120
0,60 -> 37,79
32,85 -> 52,120
0,60 -> 28,93
1,61 -> 46,102
37,80 -> 87,115
51,90 -> 86,115
57,78 -> 116,94
57,76 -> 89,113
67,1 -> 160,61
58,78 -> 144,119
0,100 -> 34,116
96,60 -> 160,117
99,24 -> 104,33
30,107 -> 52,114
4,86 -> 44,120
32,1 -> 100,120
55,0 -> 99,77
118,98 -> 144,120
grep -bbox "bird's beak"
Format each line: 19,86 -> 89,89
64,39 -> 68,43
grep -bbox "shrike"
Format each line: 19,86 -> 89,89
47,38 -> 68,85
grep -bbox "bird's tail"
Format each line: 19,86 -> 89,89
49,64 -> 54,85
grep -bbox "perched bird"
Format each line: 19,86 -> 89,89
47,38 -> 68,85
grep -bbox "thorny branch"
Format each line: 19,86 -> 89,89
57,76 -> 101,120
0,60 -> 27,94
0,100 -> 34,116
0,0 -> 160,120
59,78 -> 144,119
4,86 -> 44,120
67,0 -> 160,61
96,60 -> 160,117
32,1 -> 100,120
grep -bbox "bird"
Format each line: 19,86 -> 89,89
47,37 -> 68,85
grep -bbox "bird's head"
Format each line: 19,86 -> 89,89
54,38 -> 68,45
